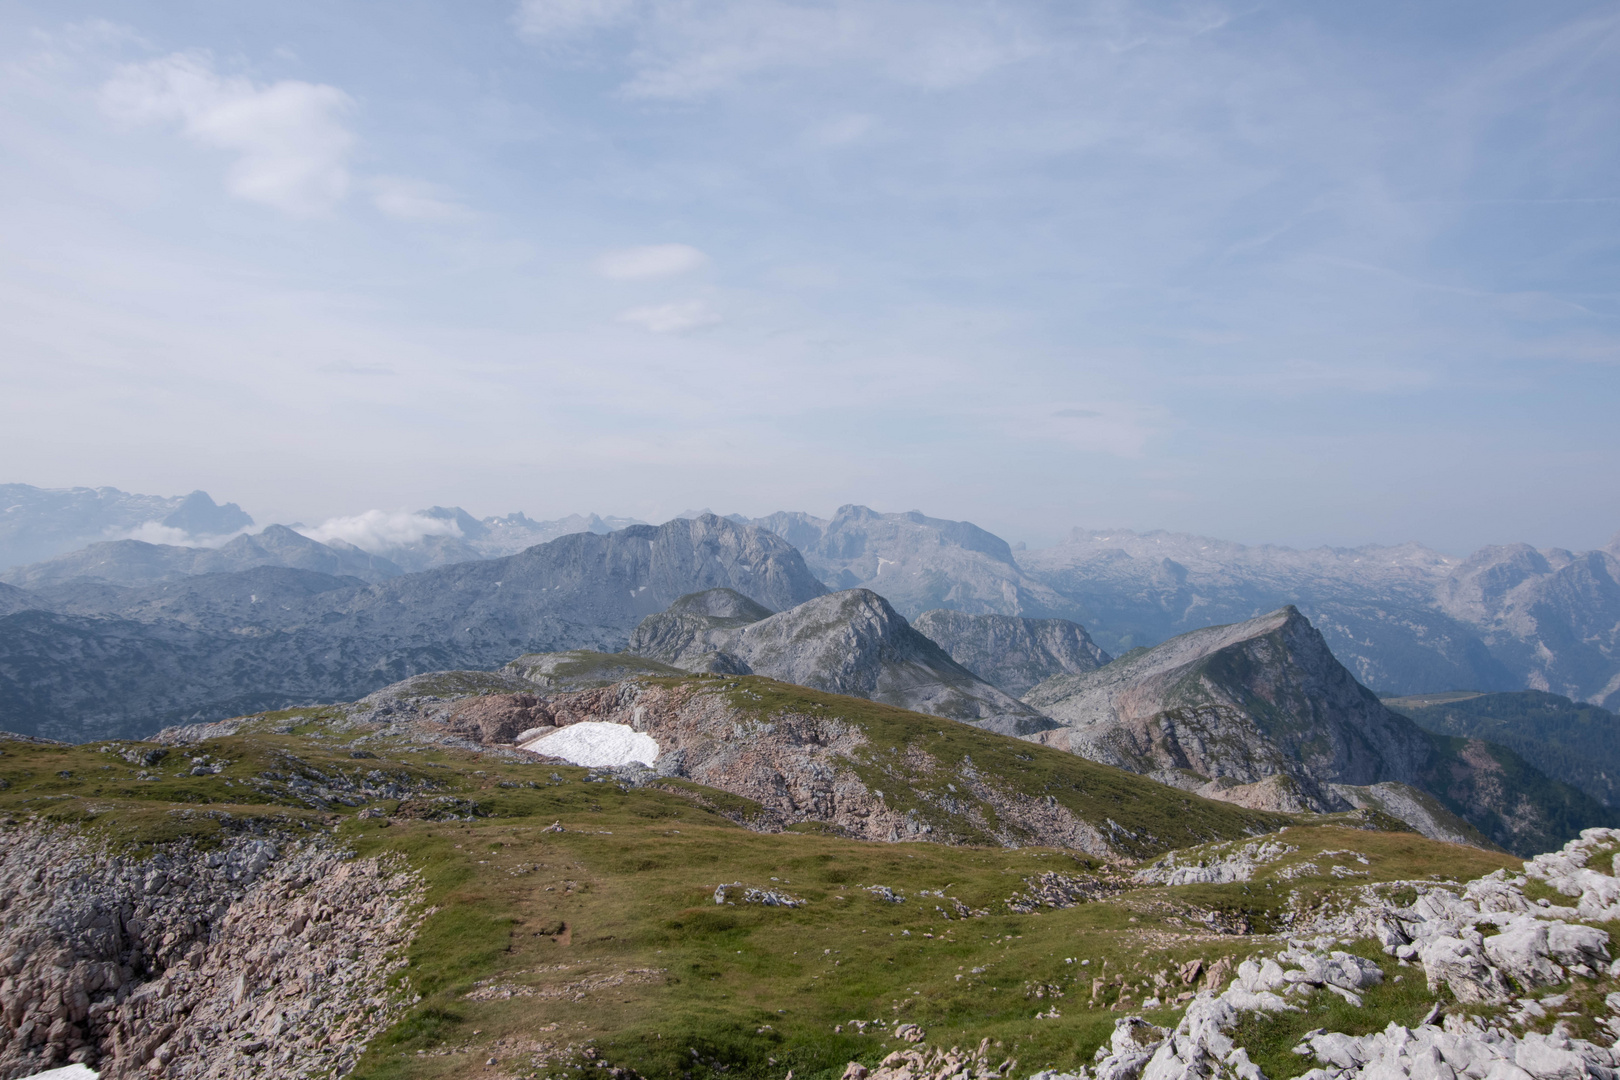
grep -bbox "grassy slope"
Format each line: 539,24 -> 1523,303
710,677 -> 1290,856
0,688 -> 1524,1080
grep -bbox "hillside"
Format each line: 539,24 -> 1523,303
0,516 -> 827,741
626,589 -> 1053,735
0,682 -> 1542,1080
1023,607 -> 1611,854
1388,690 -> 1620,807
911,610 -> 1112,696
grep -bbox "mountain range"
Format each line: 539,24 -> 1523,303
0,516 -> 825,740
6,484 -> 1618,708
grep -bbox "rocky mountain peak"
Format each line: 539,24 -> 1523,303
1022,605 -> 1608,852
158,490 -> 253,536
626,587 -> 1055,736
664,587 -> 774,621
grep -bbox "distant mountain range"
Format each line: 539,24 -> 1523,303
0,516 -> 825,740
3,483 -> 1619,708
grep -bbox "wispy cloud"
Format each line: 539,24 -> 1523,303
369,176 -> 474,221
514,0 -> 635,40
99,52 -> 356,216
617,299 -> 721,333
593,243 -> 708,279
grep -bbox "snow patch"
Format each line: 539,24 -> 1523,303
522,722 -> 659,768
21,1065 -> 99,1079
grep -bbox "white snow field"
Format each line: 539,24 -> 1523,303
521,722 -> 659,768
22,1065 -> 98,1079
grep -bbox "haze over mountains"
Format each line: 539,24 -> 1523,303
3,481 -> 1619,731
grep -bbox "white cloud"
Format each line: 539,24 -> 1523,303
116,521 -> 254,547
297,510 -> 463,552
369,176 -> 474,221
617,299 -> 721,333
514,0 -> 635,39
594,243 -> 708,280
99,52 -> 356,216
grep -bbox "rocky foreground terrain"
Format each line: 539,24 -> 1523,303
4,648 -> 1620,1080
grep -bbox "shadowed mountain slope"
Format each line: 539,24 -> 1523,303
1388,690 -> 1620,808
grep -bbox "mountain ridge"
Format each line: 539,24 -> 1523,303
626,588 -> 1054,736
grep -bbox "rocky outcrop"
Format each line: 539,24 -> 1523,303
625,588 -> 775,672
1327,781 -> 1489,848
626,589 -> 1055,736
0,826 -> 425,1078
312,671 -> 1282,857
0,515 -> 827,741
508,677 -> 1105,852
1027,829 -> 1620,1080
912,610 -> 1111,696
1023,607 -> 1609,852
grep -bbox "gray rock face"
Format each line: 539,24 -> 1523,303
0,826 -> 424,1078
911,610 -> 1111,696
627,588 -> 1056,736
626,588 -> 775,673
0,515 -> 827,741
750,505 -> 1078,620
1024,606 -> 1434,808
0,524 -> 405,587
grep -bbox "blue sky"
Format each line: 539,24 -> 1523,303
2,0 -> 1617,552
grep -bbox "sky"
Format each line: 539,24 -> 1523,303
1,1 -> 1617,554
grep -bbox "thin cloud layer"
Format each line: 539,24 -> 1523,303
616,300 -> 721,333
100,52 -> 356,216
593,244 -> 708,279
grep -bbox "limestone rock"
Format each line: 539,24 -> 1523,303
910,610 -> 1111,697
